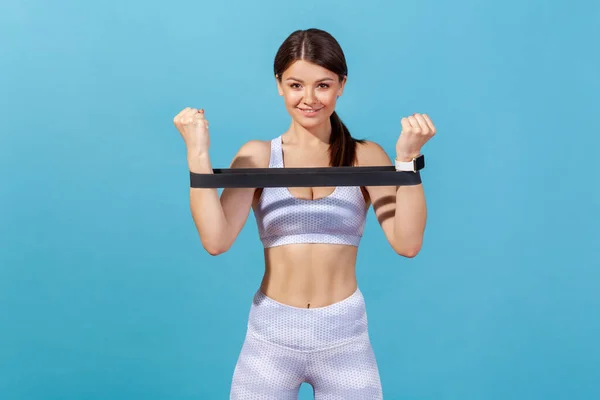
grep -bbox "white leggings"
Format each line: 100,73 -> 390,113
230,288 -> 383,399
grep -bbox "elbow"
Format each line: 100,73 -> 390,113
205,246 -> 226,256
201,239 -> 230,256
198,229 -> 232,256
399,248 -> 420,258
394,242 -> 422,258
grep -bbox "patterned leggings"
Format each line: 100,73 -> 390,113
230,288 -> 383,399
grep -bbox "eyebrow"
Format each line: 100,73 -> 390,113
285,77 -> 335,83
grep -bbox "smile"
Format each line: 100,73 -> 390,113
297,107 -> 323,115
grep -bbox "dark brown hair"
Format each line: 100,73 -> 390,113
274,28 -> 365,167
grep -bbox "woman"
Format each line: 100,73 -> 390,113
174,28 -> 435,400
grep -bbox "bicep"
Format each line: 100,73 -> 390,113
220,141 -> 269,244
358,142 -> 398,247
366,185 -> 397,245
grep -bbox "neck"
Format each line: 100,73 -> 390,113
286,118 -> 332,147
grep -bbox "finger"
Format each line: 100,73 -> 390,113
176,108 -> 192,124
407,116 -> 421,133
185,108 -> 199,119
413,114 -> 430,134
194,112 -> 205,121
191,115 -> 208,130
422,114 -> 436,133
182,109 -> 201,125
401,117 -> 411,132
174,107 -> 191,124
192,108 -> 205,121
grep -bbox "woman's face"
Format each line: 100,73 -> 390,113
276,60 -> 346,128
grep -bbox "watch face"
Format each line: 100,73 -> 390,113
415,155 -> 425,170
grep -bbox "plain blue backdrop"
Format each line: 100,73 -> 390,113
1,0 -> 599,399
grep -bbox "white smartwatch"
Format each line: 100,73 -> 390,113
395,154 -> 425,173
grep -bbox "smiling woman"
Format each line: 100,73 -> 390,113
273,29 -> 367,168
173,27 -> 435,400
281,72 -> 336,123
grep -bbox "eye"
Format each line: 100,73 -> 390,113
318,83 -> 330,89
289,83 -> 301,89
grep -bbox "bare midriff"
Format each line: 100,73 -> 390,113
260,243 -> 360,308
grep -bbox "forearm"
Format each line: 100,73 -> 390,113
393,181 -> 427,257
187,152 -> 230,254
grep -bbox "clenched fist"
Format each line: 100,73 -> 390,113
396,113 -> 436,161
173,107 -> 210,157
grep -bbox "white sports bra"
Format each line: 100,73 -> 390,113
252,135 -> 367,248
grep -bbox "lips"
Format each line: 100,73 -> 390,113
297,107 -> 323,117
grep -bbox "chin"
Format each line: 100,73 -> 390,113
295,117 -> 327,128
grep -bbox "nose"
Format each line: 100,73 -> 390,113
303,89 -> 318,106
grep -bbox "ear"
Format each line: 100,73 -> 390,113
275,74 -> 283,96
337,75 -> 347,97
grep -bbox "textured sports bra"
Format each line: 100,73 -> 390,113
252,135 -> 367,248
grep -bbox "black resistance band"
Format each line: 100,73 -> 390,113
190,166 -> 422,188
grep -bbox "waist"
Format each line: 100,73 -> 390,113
261,244 -> 358,306
247,287 -> 369,352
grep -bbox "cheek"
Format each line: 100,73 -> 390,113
320,91 -> 338,106
284,92 -> 303,106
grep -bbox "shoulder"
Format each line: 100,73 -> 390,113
230,139 -> 271,169
355,140 -> 393,167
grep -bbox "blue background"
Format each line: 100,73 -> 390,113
1,0 -> 599,398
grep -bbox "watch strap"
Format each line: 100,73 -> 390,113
395,154 -> 425,172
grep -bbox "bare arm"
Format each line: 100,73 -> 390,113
358,141 -> 427,257
187,140 -> 269,255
